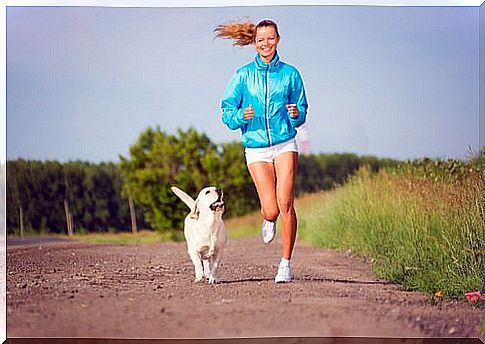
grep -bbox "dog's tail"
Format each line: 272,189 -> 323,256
171,186 -> 196,209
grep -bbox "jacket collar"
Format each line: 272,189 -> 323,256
254,51 -> 281,71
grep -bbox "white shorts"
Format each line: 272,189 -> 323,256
245,138 -> 299,165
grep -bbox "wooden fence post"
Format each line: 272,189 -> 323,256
129,197 -> 138,234
64,199 -> 73,236
19,205 -> 24,237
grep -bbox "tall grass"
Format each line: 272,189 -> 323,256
298,158 -> 483,298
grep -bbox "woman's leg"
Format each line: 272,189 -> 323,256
247,162 -> 279,221
274,152 -> 298,260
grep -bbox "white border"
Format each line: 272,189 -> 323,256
0,1 -> 483,342
1,2 -> 5,342
2,0 -> 485,7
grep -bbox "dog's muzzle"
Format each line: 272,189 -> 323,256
210,189 -> 225,211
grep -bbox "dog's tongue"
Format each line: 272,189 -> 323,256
210,201 -> 224,211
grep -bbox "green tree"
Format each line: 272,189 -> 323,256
119,127 -> 221,233
7,159 -> 146,235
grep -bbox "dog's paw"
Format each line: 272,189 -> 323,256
194,277 -> 204,283
208,276 -> 218,284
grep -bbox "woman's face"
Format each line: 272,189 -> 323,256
254,25 -> 280,64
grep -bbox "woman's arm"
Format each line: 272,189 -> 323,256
221,71 -> 249,130
288,70 -> 308,128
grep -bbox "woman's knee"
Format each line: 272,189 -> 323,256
261,207 -> 279,221
277,199 -> 294,215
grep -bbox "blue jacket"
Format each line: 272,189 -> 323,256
222,52 -> 308,148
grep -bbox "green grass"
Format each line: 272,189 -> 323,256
297,164 -> 483,298
71,218 -> 261,244
10,216 -> 259,245
225,211 -> 261,239
71,230 -> 183,245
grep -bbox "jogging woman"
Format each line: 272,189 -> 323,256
215,19 -> 308,283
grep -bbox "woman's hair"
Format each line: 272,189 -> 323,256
214,19 -> 279,46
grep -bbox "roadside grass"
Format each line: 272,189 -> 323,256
72,210 -> 265,244
72,229 -> 183,245
10,212 -> 263,245
297,162 -> 483,298
73,213 -> 265,244
223,192 -> 331,239
225,211 -> 261,239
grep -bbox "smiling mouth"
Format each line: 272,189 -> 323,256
210,192 -> 224,211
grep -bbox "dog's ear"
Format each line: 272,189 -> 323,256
189,199 -> 200,220
171,186 -> 196,209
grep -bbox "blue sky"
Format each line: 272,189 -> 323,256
5,2 -> 482,162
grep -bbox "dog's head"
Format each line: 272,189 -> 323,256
190,187 -> 225,219
171,185 -> 225,220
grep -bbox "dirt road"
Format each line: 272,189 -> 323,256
6,235 -> 483,339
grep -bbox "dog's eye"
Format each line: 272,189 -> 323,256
205,190 -> 210,195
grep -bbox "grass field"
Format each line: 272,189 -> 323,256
70,215 -> 263,244
71,230 -> 181,245
297,160 -> 483,299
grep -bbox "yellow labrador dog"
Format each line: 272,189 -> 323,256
171,186 -> 227,284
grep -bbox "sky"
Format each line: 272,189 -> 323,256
5,1 -> 483,163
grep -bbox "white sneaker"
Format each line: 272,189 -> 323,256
274,264 -> 293,283
261,219 -> 276,244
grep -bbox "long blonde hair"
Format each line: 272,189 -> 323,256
214,19 -> 280,46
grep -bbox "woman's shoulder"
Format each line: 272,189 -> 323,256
235,60 -> 256,74
279,60 -> 302,75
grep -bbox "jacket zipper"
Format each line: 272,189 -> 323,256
265,65 -> 272,146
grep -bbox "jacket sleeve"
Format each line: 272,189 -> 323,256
288,69 -> 308,128
221,70 -> 249,130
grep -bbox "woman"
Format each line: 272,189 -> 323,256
215,19 -> 308,283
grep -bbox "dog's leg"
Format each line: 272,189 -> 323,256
208,251 -> 223,284
207,234 -> 216,258
203,259 -> 210,279
188,251 -> 204,283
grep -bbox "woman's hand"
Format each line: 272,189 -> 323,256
244,104 -> 254,120
286,104 -> 299,119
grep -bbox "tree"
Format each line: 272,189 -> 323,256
7,159 -> 147,235
119,127 -> 221,234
